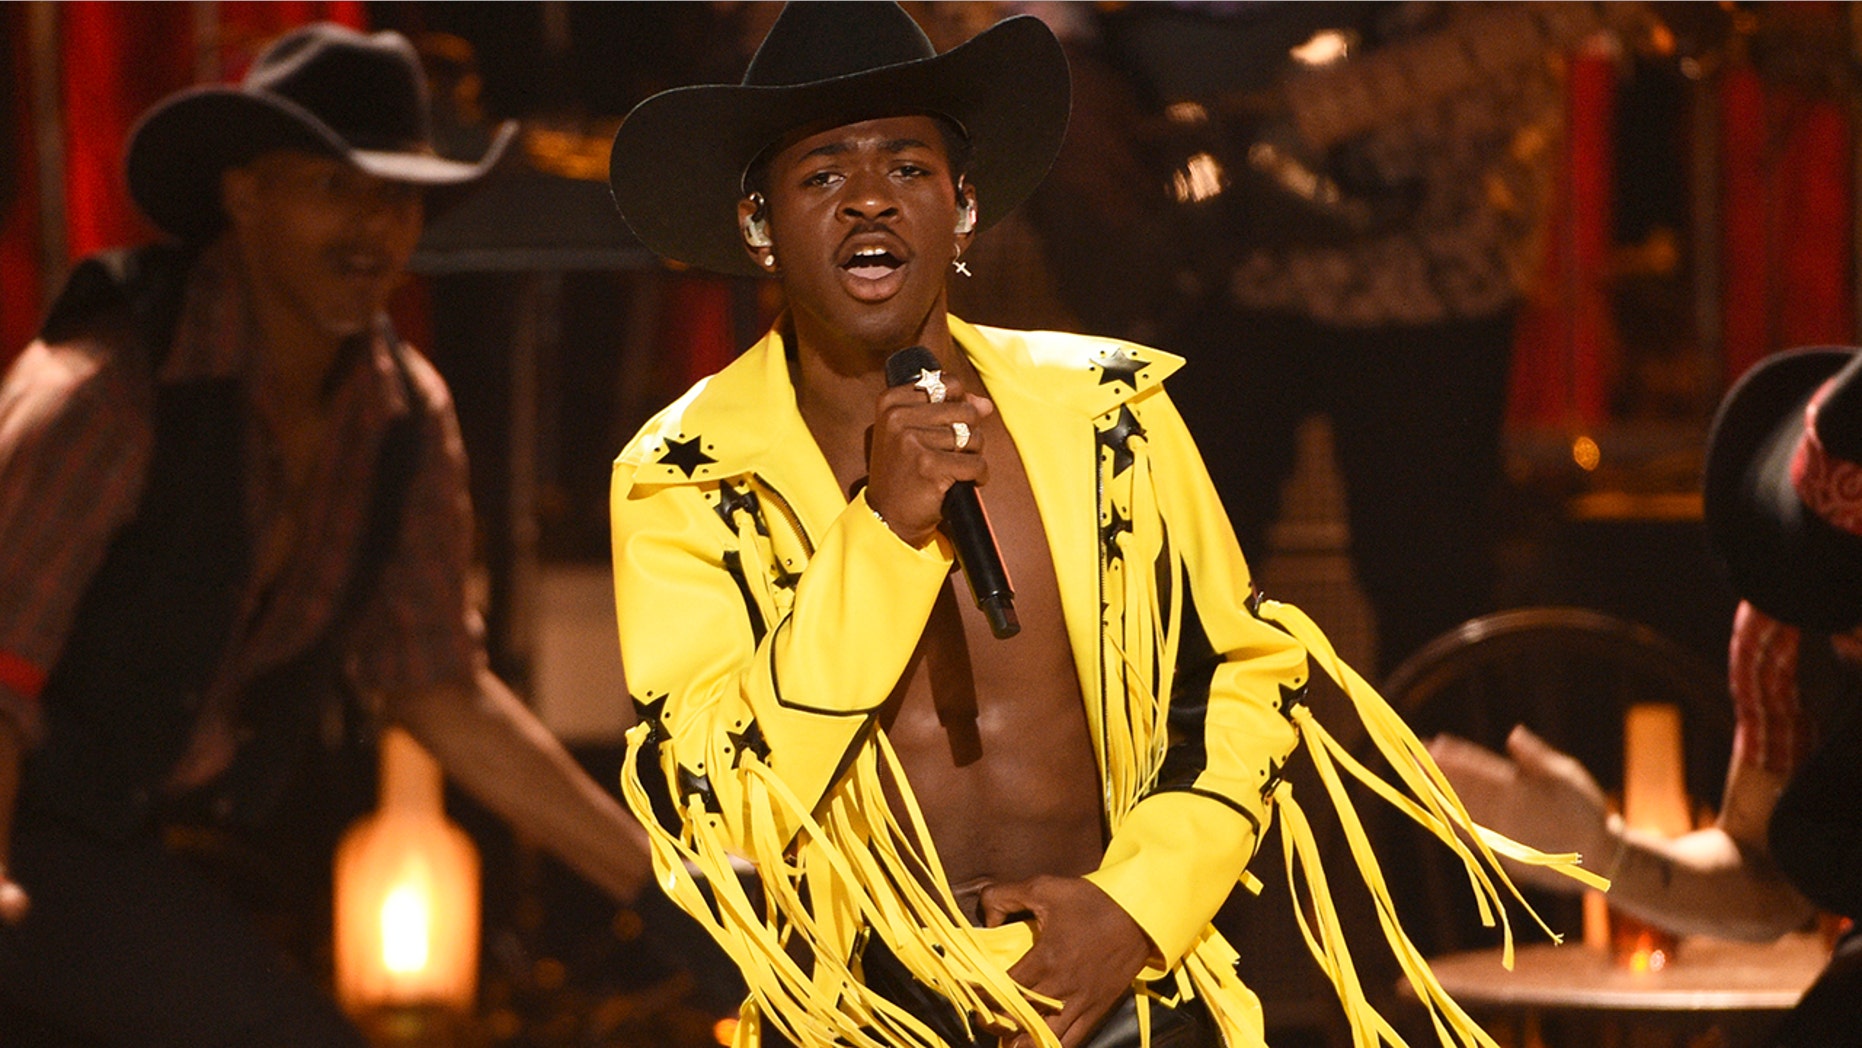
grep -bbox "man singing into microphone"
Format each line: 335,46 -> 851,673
606,5 -> 1590,1047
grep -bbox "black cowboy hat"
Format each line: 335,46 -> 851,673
1704,346 -> 1862,632
126,22 -> 515,242
607,1 -> 1070,278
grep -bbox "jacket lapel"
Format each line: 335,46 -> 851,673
621,326 -> 845,542
951,317 -> 1182,722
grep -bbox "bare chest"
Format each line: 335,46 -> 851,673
874,417 -> 1105,919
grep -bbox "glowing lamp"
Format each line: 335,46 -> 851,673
1612,702 -> 1690,970
1622,703 -> 1691,838
335,727 -> 481,1027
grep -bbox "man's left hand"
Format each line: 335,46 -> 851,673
979,875 -> 1154,1048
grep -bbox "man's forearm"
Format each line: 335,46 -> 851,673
385,669 -> 653,903
1600,823 -> 1817,942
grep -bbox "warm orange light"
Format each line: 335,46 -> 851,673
381,881 -> 434,974
1170,153 -> 1228,204
1610,703 -> 1689,970
1623,703 -> 1691,837
1581,888 -> 1609,950
334,729 -> 481,1021
1572,435 -> 1601,472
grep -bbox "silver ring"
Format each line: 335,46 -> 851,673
914,369 -> 948,404
951,421 -> 971,450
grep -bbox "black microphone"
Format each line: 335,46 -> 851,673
883,346 -> 1019,639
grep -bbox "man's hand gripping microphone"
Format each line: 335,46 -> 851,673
884,346 -> 1019,639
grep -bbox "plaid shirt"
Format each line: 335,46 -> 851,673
0,243 -> 481,782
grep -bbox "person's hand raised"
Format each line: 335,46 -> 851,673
1429,725 -> 1618,891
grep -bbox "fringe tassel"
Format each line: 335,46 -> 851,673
1242,598 -> 1605,1047
621,720 -> 1060,1048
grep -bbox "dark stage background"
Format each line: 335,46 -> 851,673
5,3 -> 1861,1046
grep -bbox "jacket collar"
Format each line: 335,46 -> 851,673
620,315 -> 1183,486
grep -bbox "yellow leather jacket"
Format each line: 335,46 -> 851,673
611,317 -> 1597,1048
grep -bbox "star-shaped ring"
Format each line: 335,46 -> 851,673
913,368 -> 948,403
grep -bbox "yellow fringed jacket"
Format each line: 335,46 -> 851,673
610,318 -> 1602,1048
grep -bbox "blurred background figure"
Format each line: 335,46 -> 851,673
0,23 -> 654,1047
1014,2 -> 1607,677
1433,344 -> 1862,1043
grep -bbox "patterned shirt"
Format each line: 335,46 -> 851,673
1727,601 -> 1816,776
1225,2 -> 1562,327
0,242 -> 482,782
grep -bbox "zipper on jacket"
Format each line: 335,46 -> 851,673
754,476 -> 815,559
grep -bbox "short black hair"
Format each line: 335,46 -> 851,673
740,112 -> 972,202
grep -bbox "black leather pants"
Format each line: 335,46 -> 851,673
759,934 -> 1220,1048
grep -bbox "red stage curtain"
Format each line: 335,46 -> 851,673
661,275 -> 740,391
1720,62 -> 1854,384
1508,47 -> 1618,430
2,5 -> 42,364
58,2 -> 194,259
1510,16 -> 1856,427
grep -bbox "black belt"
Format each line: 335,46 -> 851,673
761,935 -> 1219,1048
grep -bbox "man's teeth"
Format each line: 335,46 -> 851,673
844,249 -> 900,275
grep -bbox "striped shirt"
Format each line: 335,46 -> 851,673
0,242 -> 482,783
1728,600 -> 1816,776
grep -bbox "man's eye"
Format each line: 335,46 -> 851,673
895,164 -> 929,179
804,171 -> 841,188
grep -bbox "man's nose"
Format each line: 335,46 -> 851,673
839,169 -> 899,220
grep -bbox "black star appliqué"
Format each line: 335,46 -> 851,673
633,693 -> 671,745
1275,680 -> 1308,718
659,435 -> 716,478
1094,347 -> 1146,391
1260,756 -> 1287,800
714,478 -> 765,533
1101,503 -> 1132,560
727,720 -> 771,768
1097,405 -> 1146,477
678,765 -> 722,814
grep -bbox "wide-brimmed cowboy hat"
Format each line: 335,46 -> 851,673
1704,346 -> 1862,632
126,22 -> 515,242
608,1 -> 1070,278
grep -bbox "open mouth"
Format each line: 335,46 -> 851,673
841,247 -> 903,282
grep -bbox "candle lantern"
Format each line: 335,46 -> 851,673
334,727 -> 481,1038
1611,702 -> 1690,971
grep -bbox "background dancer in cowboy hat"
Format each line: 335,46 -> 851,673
1712,347 -> 1862,1046
606,5 -> 1593,1047
1434,344 -> 1862,1044
0,22 -> 652,1046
